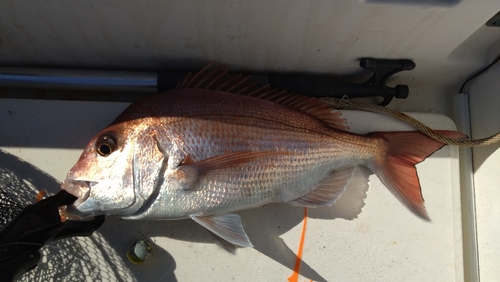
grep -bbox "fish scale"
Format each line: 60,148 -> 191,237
126,95 -> 374,219
169,117 -> 344,160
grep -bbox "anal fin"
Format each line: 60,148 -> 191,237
288,167 -> 357,208
191,213 -> 253,252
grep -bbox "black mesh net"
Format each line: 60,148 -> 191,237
0,150 -> 138,281
0,186 -> 23,229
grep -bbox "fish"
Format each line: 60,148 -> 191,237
60,64 -> 465,250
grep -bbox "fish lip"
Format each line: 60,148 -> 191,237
60,179 -> 98,220
59,205 -> 94,221
61,179 -> 96,207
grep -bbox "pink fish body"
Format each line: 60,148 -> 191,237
61,65 -> 464,249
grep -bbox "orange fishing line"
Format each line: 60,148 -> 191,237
288,207 -> 310,282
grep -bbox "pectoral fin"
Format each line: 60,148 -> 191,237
288,167 -> 357,207
196,225 -> 238,253
177,151 -> 292,191
191,214 -> 253,252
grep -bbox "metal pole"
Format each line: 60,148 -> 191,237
0,67 -> 158,93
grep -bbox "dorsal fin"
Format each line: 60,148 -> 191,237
176,63 -> 349,131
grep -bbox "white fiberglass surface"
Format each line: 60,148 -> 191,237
0,99 -> 462,281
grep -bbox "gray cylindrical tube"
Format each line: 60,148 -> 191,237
0,67 -> 158,93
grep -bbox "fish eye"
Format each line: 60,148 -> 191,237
95,133 -> 117,157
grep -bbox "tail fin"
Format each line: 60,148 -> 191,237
367,130 -> 466,220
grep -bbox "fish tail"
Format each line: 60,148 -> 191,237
367,130 -> 466,220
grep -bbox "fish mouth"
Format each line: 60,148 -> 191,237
61,179 -> 95,205
60,179 -> 96,220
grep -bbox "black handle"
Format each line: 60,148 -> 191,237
157,58 -> 415,106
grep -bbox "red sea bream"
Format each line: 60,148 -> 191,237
61,65 -> 464,249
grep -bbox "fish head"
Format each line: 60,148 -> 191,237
61,120 -> 165,219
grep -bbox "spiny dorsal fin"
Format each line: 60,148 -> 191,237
176,63 -> 349,131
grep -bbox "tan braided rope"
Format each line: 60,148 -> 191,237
321,97 -> 500,147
